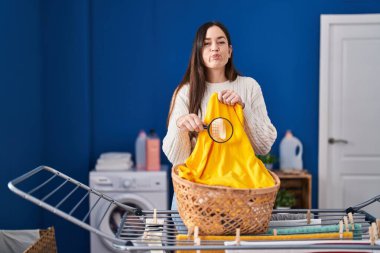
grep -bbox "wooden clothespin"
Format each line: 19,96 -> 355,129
339,220 -> 343,239
273,228 -> 278,236
235,228 -> 241,246
187,226 -> 194,240
306,210 -> 311,225
377,219 -> 380,238
145,208 -> 163,226
153,208 -> 157,224
195,237 -> 201,253
348,212 -> 354,230
194,226 -> 199,242
369,226 -> 375,246
343,216 -> 349,232
372,222 -> 378,240
194,226 -> 200,253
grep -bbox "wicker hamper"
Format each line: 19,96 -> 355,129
24,227 -> 57,253
172,165 -> 280,235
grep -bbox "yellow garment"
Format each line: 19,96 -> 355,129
176,232 -> 354,241
178,93 -> 275,188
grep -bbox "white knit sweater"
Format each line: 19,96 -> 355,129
162,76 -> 277,166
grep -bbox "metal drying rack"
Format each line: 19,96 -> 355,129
8,165 -> 380,251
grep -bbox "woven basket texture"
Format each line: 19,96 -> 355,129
24,227 -> 57,253
172,165 -> 280,235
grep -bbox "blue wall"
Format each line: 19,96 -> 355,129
0,0 -> 43,229
39,1 -> 91,252
1,1 -> 380,252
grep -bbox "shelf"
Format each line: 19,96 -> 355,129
273,170 -> 312,209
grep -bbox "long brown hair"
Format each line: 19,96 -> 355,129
167,21 -> 239,125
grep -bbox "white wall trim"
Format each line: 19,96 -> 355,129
318,15 -> 330,209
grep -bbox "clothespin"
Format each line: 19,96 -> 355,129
339,220 -> 343,239
273,228 -> 277,236
343,216 -> 349,232
306,210 -> 311,225
372,222 -> 378,240
187,226 -> 194,240
145,209 -> 163,226
369,226 -> 375,246
348,212 -> 354,230
235,228 -> 241,246
195,237 -> 201,253
194,226 -> 199,242
377,219 -> 380,238
153,208 -> 157,224
194,226 -> 200,253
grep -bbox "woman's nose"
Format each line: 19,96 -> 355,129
211,43 -> 220,51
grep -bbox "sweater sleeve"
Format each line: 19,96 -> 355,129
162,86 -> 191,166
243,79 -> 277,155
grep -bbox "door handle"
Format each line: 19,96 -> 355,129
328,138 -> 348,144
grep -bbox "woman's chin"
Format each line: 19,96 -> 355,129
206,63 -> 226,70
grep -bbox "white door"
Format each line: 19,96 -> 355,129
319,14 -> 380,218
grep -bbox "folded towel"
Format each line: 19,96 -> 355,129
95,163 -> 133,171
267,223 -> 362,237
100,152 -> 132,160
96,152 -> 133,171
224,239 -> 371,253
97,158 -> 133,165
269,219 -> 321,227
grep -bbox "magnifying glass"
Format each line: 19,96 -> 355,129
203,117 -> 233,143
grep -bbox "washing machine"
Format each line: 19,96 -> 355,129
89,170 -> 168,253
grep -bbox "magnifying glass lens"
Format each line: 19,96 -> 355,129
208,118 -> 233,143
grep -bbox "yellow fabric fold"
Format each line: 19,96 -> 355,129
176,232 -> 354,241
178,93 -> 275,188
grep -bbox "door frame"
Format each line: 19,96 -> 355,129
318,14 -> 380,208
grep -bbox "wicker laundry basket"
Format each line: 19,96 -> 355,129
172,165 -> 280,235
24,227 -> 57,253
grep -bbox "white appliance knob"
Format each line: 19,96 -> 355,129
123,179 -> 132,188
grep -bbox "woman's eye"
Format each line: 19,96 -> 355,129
204,42 -> 211,46
218,41 -> 226,45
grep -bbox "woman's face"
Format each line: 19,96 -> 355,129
202,25 -> 232,71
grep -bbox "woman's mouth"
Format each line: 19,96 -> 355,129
211,54 -> 221,60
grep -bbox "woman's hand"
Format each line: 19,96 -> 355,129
218,90 -> 245,108
176,114 -> 204,132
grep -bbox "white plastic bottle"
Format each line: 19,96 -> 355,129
135,130 -> 147,171
279,130 -> 303,170
146,129 -> 161,171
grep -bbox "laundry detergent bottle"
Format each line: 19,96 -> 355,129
146,129 -> 161,171
279,130 -> 303,170
135,130 -> 147,171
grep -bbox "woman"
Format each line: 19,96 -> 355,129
162,21 -> 277,233
163,21 -> 277,166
